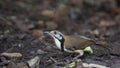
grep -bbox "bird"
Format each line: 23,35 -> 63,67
44,30 -> 110,57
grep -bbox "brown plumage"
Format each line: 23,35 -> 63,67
44,30 -> 110,56
64,35 -> 93,51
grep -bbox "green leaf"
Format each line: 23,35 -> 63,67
56,0 -> 66,7
83,46 -> 93,53
68,62 -> 76,68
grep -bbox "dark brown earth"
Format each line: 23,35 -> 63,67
0,0 -> 120,68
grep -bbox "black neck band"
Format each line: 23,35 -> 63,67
55,36 -> 65,52
61,39 -> 64,52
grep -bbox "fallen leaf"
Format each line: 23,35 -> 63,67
99,20 -> 116,27
46,21 -> 58,30
27,56 -> 40,68
1,53 -> 22,59
41,10 -> 55,18
31,29 -> 44,38
92,29 -> 100,37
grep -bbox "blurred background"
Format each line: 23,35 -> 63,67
0,0 -> 120,68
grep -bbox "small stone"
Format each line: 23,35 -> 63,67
82,63 -> 109,68
27,24 -> 35,29
92,29 -> 100,37
1,53 -> 22,59
16,62 -> 29,68
10,16 -> 17,20
41,10 -> 55,18
37,49 -> 46,54
27,56 -> 40,68
7,62 -> 17,68
30,51 -> 35,54
99,20 -> 115,27
32,29 -> 44,38
37,20 -> 44,25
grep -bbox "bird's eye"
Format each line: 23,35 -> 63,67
54,31 -> 57,34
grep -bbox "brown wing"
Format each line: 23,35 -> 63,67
64,35 -> 93,51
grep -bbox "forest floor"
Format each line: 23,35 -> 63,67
0,0 -> 120,68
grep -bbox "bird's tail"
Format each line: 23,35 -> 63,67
92,40 -> 112,53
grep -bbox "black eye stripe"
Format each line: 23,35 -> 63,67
51,31 -> 65,52
54,31 -> 57,34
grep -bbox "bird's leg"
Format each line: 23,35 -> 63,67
64,49 -> 84,59
73,50 -> 84,60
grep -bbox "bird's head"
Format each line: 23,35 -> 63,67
44,30 -> 65,52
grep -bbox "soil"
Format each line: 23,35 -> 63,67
0,0 -> 120,68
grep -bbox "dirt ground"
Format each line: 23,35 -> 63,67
0,0 -> 120,68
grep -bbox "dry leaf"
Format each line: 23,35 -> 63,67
41,10 -> 55,18
1,53 -> 22,59
46,21 -> 58,30
92,29 -> 100,37
99,20 -> 115,27
32,29 -> 44,38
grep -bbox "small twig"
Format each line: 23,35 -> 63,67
0,61 -> 10,66
72,54 -> 82,60
5,47 -> 14,53
50,57 -> 57,63
0,57 -> 10,66
82,63 -> 109,68
0,16 -> 12,25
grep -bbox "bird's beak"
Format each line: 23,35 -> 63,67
44,31 -> 50,34
44,31 -> 54,38
44,31 -> 51,36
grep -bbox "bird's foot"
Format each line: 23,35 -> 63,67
73,50 -> 84,60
